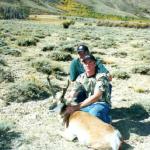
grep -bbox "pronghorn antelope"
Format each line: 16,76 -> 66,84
47,76 -> 123,150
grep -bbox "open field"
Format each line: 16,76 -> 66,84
0,15 -> 150,150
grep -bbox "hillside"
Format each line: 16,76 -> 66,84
76,0 -> 150,18
0,0 -> 150,19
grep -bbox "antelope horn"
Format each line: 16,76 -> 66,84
59,79 -> 70,103
47,75 -> 55,99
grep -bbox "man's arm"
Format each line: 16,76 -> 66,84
79,90 -> 102,108
66,90 -> 103,113
69,59 -> 78,81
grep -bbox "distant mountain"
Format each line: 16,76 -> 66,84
76,0 -> 150,18
0,0 -> 150,19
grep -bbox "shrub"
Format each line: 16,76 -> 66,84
0,47 -> 21,57
6,80 -> 50,103
91,51 -> 106,55
17,38 -> 39,46
42,45 -> 55,52
52,67 -> 67,76
0,66 -> 14,83
62,20 -> 75,29
138,51 -> 150,62
112,51 -> 127,58
99,40 -> 117,49
50,52 -> 72,61
32,60 -> 52,74
134,87 -> 149,93
0,39 -> 7,47
60,45 -> 75,53
96,20 -> 150,29
52,66 -> 68,80
0,57 -> 7,66
35,34 -> 46,39
0,121 -> 18,150
132,66 -> 150,75
112,71 -> 130,79
0,121 -> 12,134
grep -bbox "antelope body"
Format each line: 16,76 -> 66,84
47,76 -> 122,150
60,108 -> 122,150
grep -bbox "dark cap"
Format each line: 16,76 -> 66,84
77,45 -> 89,53
82,54 -> 96,62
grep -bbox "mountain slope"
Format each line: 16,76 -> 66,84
76,0 -> 150,18
0,0 -> 150,19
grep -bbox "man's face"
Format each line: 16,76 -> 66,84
78,51 -> 88,60
83,59 -> 96,77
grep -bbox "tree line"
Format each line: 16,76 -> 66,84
0,5 -> 29,19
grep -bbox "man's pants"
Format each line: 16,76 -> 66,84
80,102 -> 111,124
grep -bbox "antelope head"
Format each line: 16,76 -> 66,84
47,75 -> 70,113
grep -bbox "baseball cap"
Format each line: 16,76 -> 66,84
82,54 -> 96,62
77,45 -> 89,52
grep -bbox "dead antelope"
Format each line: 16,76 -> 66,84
47,75 -> 123,150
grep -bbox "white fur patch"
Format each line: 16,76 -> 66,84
109,130 -> 122,150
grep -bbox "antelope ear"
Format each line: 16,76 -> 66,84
51,103 -> 65,113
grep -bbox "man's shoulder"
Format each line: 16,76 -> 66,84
96,73 -> 108,81
76,72 -> 86,82
96,59 -> 109,73
71,58 -> 80,65
72,58 -> 79,62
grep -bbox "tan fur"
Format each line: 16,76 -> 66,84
61,111 -> 122,150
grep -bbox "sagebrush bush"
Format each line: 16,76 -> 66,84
50,52 -> 72,61
6,80 -> 50,103
17,37 -> 39,46
97,20 -> 150,29
0,47 -> 21,57
112,71 -> 130,79
138,51 -> 150,62
42,45 -> 55,52
0,121 -> 12,133
62,20 -> 75,29
32,60 -> 52,74
91,51 -> 106,55
52,66 -> 68,80
35,34 -> 46,39
0,66 -> 14,83
99,40 -> 117,49
112,51 -> 127,58
132,66 -> 150,75
134,87 -> 149,93
52,67 -> 67,76
0,39 -> 7,47
0,57 -> 7,66
59,45 -> 75,53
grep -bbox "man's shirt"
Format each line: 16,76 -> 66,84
74,73 -> 111,105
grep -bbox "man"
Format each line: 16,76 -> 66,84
66,54 -> 111,124
69,44 -> 110,81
